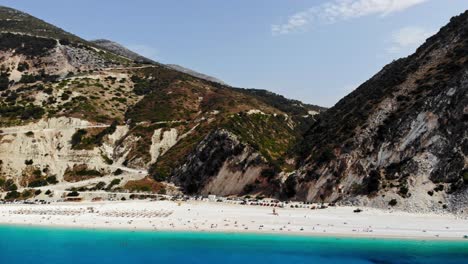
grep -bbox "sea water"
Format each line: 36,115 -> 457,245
0,225 -> 467,263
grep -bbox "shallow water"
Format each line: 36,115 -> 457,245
0,225 -> 467,264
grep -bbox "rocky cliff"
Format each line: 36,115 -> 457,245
294,11 -> 468,213
0,6 -> 321,197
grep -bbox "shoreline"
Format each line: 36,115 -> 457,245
1,200 -> 467,241
1,222 -> 467,242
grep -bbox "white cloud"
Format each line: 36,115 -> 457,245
127,44 -> 159,59
386,26 -> 434,54
272,0 -> 429,35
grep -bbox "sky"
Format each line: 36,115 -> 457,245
0,0 -> 466,107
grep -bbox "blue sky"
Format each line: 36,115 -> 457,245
1,0 -> 466,107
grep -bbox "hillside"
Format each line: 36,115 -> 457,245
91,39 -> 229,84
293,11 -> 468,213
166,64 -> 227,85
91,39 -> 157,64
0,6 -> 322,199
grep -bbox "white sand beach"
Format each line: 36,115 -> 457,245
0,200 -> 467,240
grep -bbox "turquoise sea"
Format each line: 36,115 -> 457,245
0,225 -> 467,263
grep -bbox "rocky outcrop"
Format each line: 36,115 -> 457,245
295,11 -> 468,213
171,129 -> 266,195
0,117 -> 144,188
150,128 -> 178,163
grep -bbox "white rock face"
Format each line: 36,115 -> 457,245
247,109 -> 265,115
0,118 -> 144,187
201,156 -> 263,196
0,118 -> 95,182
307,110 -> 319,116
399,112 -> 438,151
150,128 -> 178,163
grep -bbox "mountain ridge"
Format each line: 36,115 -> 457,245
292,10 -> 468,213
0,6 -> 323,201
0,5 -> 466,214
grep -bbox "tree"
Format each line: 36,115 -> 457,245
46,175 -> 58,184
95,181 -> 106,190
21,189 -> 32,198
5,179 -> 17,191
67,191 -> 79,197
71,129 -> 87,147
0,72 -> 10,91
5,191 -> 20,200
107,179 -> 121,190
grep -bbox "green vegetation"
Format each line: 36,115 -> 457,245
71,121 -> 118,149
0,33 -> 56,57
234,88 -> 325,117
113,169 -> 123,176
67,191 -> 79,197
4,190 -> 20,200
389,199 -> 398,206
0,6 -> 85,43
71,129 -> 87,148
0,104 -> 45,120
64,165 -> 102,182
107,179 -> 121,190
124,178 -> 164,193
0,178 -> 17,192
149,128 -> 206,182
19,74 -> 37,83
398,185 -> 409,197
131,75 -> 152,95
222,113 -> 296,162
0,71 -> 10,91
95,182 -> 106,190
28,175 -> 58,187
463,170 -> 468,184
21,189 -> 33,199
101,153 -> 113,165
17,62 -> 29,72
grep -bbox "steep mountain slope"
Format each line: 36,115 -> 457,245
91,39 -> 157,64
91,39 -> 228,85
0,6 -> 323,197
166,64 -> 227,85
294,11 -> 468,213
0,6 -> 84,42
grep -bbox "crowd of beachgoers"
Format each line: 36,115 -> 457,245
0,198 -> 467,240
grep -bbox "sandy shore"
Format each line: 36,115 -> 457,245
0,200 -> 467,240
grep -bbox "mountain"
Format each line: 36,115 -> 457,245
166,64 -> 227,85
292,11 -> 468,213
91,39 -> 228,84
2,5 -> 465,213
0,6 -> 323,198
91,39 -> 157,64
0,6 -> 84,42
